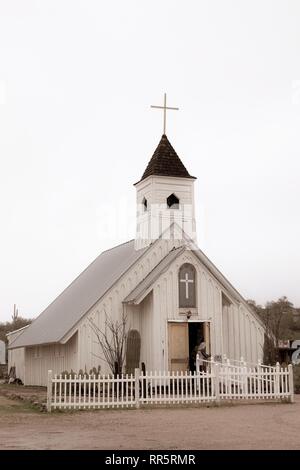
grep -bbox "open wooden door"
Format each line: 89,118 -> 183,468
168,322 -> 189,372
203,322 -> 211,355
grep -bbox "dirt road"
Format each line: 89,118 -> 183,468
1,395 -> 300,450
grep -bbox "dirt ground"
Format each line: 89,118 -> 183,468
1,394 -> 300,450
0,384 -> 47,410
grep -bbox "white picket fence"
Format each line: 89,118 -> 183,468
47,360 -> 294,412
48,372 -> 136,410
218,362 -> 292,400
139,369 -> 216,405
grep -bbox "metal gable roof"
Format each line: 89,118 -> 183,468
10,240 -> 147,349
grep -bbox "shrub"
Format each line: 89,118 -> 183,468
293,365 -> 300,394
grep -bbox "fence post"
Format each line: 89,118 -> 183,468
196,353 -> 200,373
214,363 -> 220,405
275,362 -> 280,399
242,359 -> 248,397
135,368 -> 140,409
257,360 -> 262,397
47,370 -> 53,413
226,359 -> 231,393
288,364 -> 294,403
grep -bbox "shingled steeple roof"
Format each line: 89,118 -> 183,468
139,134 -> 196,182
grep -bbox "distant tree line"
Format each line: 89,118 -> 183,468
247,296 -> 300,364
0,306 -> 32,345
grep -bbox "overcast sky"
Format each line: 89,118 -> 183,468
0,0 -> 300,322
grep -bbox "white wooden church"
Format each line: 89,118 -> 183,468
8,120 -> 265,386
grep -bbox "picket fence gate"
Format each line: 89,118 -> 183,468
46,360 -> 294,412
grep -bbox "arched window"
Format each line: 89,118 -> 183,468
126,329 -> 141,375
167,193 -> 179,209
178,263 -> 196,308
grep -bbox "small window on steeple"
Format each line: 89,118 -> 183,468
167,193 -> 179,209
142,197 -> 148,211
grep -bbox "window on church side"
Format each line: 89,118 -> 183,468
167,193 -> 179,209
178,263 -> 196,308
142,197 -> 148,211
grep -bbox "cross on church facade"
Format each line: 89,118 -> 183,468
151,93 -> 179,134
180,272 -> 194,299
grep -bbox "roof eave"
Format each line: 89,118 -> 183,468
6,325 -> 29,337
8,340 -> 59,350
134,174 -> 197,186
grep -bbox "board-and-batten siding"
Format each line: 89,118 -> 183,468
222,301 -> 264,364
77,242 -> 264,375
7,328 -> 27,384
8,347 -> 25,384
136,177 -> 195,210
24,333 -> 78,386
7,240 -> 176,386
148,251 -> 224,371
135,176 -> 197,251
77,239 -> 179,374
137,249 -> 263,370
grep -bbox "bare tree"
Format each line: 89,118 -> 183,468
261,313 -> 277,365
88,312 -> 127,376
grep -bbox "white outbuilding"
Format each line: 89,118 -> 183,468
0,340 -> 6,365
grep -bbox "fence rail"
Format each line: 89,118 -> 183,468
47,361 -> 294,412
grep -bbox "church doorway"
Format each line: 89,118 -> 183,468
188,322 -> 204,372
168,322 -> 189,373
168,321 -> 210,373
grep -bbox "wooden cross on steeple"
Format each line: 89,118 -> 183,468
151,93 -> 179,134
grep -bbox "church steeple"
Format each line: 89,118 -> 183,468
134,134 -> 197,250
139,134 -> 196,182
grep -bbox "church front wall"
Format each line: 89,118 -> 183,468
70,238 -> 264,376
142,250 -> 264,371
139,292 -> 154,370
148,250 -> 224,371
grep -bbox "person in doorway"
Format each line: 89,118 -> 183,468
193,337 -> 210,371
